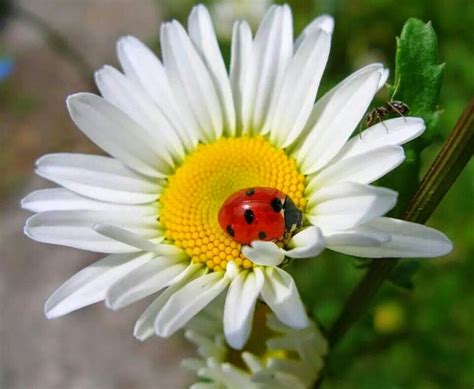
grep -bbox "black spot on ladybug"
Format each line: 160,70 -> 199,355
245,188 -> 255,196
226,225 -> 235,237
244,209 -> 255,224
258,231 -> 267,240
270,197 -> 283,212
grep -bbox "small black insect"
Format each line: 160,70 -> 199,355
366,101 -> 410,128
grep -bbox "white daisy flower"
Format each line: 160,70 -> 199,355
183,299 -> 327,389
22,4 -> 452,350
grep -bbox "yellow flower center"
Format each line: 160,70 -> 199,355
160,136 -> 306,271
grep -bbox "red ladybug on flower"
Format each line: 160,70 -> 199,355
218,187 -> 303,245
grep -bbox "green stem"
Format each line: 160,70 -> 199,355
314,100 -> 473,387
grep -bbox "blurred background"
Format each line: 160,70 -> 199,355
0,0 -> 472,388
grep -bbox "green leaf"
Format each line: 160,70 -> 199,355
382,18 -> 445,215
390,18 -> 445,147
388,261 -> 421,290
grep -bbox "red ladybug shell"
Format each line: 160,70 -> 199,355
218,187 -> 287,245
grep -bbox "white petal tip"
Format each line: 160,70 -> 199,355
286,226 -> 326,259
104,299 -> 122,311
293,315 -> 311,329
280,313 -> 310,330
66,92 -> 99,116
378,68 -> 390,89
317,15 -> 335,34
133,329 -> 151,342
190,3 -> 207,14
433,237 -> 453,257
44,307 -> 58,320
20,196 -> 30,210
225,261 -> 240,280
66,92 -> 86,106
23,218 -> 35,239
226,333 -> 246,350
104,297 -> 122,311
117,34 -> 135,45
241,241 -> 285,266
44,298 -> 67,319
154,322 -> 170,338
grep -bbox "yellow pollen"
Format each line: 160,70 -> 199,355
160,136 -> 306,271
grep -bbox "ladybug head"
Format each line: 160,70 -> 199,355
283,195 -> 303,234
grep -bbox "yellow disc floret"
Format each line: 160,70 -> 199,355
160,136 -> 306,271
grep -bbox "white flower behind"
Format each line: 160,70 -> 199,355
22,4 -> 452,352
183,299 -> 328,389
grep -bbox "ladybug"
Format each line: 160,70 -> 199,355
218,187 -> 303,245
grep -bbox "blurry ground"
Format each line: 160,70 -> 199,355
0,1 -> 193,388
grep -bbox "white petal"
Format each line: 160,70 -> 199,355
93,224 -> 182,257
45,252 -> 154,318
266,321 -> 328,362
200,360 -> 250,387
253,369 -> 306,389
188,5 -> 236,136
307,182 -> 398,230
285,226 -> 325,258
250,5 -> 293,133
155,272 -> 230,337
328,217 -> 453,258
161,21 -> 223,142
117,35 -> 198,150
241,241 -> 285,266
269,29 -> 331,147
220,363 -> 252,386
241,352 -> 264,373
243,227 -> 325,263
24,210 -> 158,253
336,117 -> 426,160
106,258 -> 187,310
324,228 -> 391,247
308,146 -> 406,188
294,14 -> 334,50
260,267 -> 309,328
22,188 -> 156,214
293,64 -> 386,174
184,330 -> 226,362
134,263 -> 205,341
223,269 -> 264,349
67,93 -> 171,177
266,359 -> 314,386
379,68 -> 390,89
95,65 -> 185,164
230,21 -> 253,135
35,153 -> 161,204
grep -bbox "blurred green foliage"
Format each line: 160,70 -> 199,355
158,0 -> 474,386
